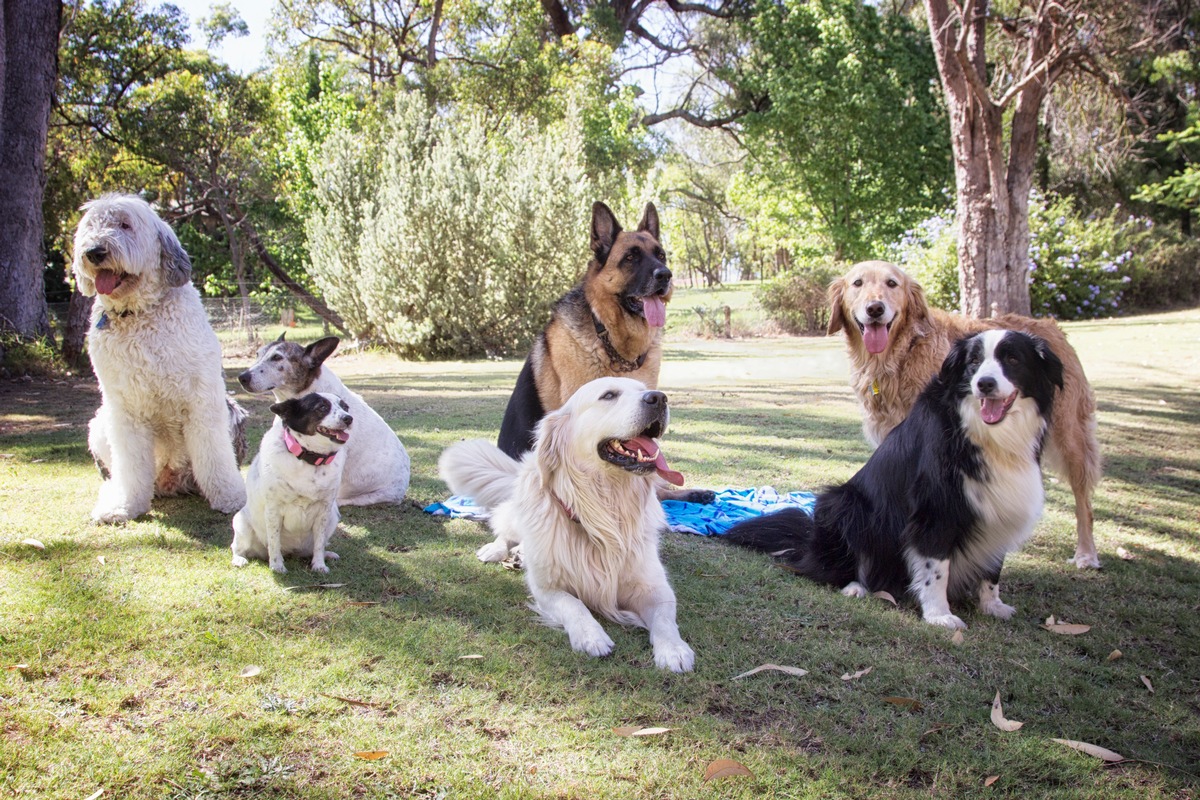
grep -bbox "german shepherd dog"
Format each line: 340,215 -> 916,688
497,201 -> 672,460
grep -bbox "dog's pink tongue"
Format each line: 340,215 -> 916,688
94,270 -> 120,295
625,435 -> 684,486
863,322 -> 889,354
980,397 -> 1008,424
643,295 -> 667,328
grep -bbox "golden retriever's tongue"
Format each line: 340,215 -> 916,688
642,295 -> 667,328
624,435 -> 684,486
94,270 -> 120,295
980,397 -> 1009,424
863,322 -> 888,354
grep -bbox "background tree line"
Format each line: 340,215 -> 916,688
1,0 -> 1198,361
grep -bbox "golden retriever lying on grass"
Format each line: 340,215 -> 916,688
828,260 -> 1102,569
439,377 -> 695,672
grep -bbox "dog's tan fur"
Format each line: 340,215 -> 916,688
828,260 -> 1102,568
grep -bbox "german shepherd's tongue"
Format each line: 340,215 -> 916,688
94,270 -> 122,295
624,435 -> 684,486
642,295 -> 667,328
862,322 -> 888,354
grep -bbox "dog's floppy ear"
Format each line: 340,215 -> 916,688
636,202 -> 660,242
303,337 -> 339,369
904,272 -> 931,325
535,408 -> 572,489
939,335 -> 973,383
827,277 -> 847,335
1033,335 -> 1065,391
156,216 -> 192,288
269,398 -> 301,419
591,202 -> 622,266
72,249 -> 96,297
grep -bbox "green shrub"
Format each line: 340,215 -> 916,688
885,208 -> 959,311
0,334 -> 65,377
756,261 -> 841,333
1121,224 -> 1200,310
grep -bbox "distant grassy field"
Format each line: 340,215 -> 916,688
2,307 -> 1198,799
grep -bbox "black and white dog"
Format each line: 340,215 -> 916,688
231,392 -> 353,574
725,330 -> 1065,629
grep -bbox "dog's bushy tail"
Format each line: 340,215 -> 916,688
723,501 -> 857,588
438,439 -> 520,510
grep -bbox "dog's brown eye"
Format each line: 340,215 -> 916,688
270,354 -> 283,362
600,390 -> 618,401
1006,355 -> 1020,366
625,252 -> 636,262
119,221 -> 131,230
853,279 -> 863,287
886,279 -> 898,288
656,249 -> 666,260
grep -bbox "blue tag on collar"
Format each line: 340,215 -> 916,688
96,312 -> 110,330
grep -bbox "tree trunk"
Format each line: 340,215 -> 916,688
62,287 -> 92,370
0,0 -> 59,337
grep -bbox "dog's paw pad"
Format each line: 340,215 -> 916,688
925,613 -> 967,630
476,541 -> 510,563
654,642 -> 695,673
231,555 -> 249,568
981,600 -> 1016,620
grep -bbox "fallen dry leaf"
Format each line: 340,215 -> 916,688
882,696 -> 923,711
731,663 -> 808,680
1116,547 -> 1135,560
457,654 -> 484,660
353,751 -> 388,761
283,583 -> 346,592
990,692 -> 1024,732
703,759 -> 753,782
1042,622 -> 1091,635
840,667 -> 873,681
21,538 -> 45,550
872,591 -> 897,605
83,791 -> 104,800
1140,675 -> 1154,694
322,693 -> 383,709
919,724 -> 951,740
5,664 -> 29,672
984,775 -> 999,787
612,726 -> 673,737
952,630 -> 965,645
97,555 -> 106,565
1107,649 -> 1122,662
238,665 -> 262,679
1051,739 -> 1124,762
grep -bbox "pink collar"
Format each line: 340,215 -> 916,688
282,426 -> 338,466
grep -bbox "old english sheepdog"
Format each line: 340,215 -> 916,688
74,193 -> 248,524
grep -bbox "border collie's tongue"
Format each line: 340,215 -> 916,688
862,322 -> 889,354
624,435 -> 684,486
980,397 -> 1009,425
94,270 -> 121,295
642,295 -> 667,328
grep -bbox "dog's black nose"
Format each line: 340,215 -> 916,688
237,371 -> 252,389
85,246 -> 108,265
342,414 -> 353,426
866,301 -> 885,319
976,377 -> 997,395
654,266 -> 672,286
643,391 -> 666,406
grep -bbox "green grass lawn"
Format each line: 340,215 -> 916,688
2,308 -> 1198,799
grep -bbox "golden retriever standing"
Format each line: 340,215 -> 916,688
440,377 -> 695,672
828,260 -> 1102,569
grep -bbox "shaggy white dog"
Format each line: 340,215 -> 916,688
74,193 -> 247,524
238,334 -> 410,506
232,392 -> 353,574
439,377 -> 695,672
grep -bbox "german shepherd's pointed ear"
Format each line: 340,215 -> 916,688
591,202 -> 623,266
636,202 -> 660,242
275,331 -> 287,343
535,408 -> 572,489
303,337 -> 340,371
827,277 -> 848,335
1033,336 -> 1065,391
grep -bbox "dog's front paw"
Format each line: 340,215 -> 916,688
269,559 -> 288,574
92,504 -> 133,525
231,554 -> 249,568
476,540 -> 510,563
840,581 -> 868,598
325,551 -> 340,561
310,559 -> 331,574
209,488 -> 247,515
1071,550 -> 1101,570
569,628 -> 615,658
980,599 -> 1016,620
683,490 -> 717,505
924,613 -> 967,630
654,640 -> 695,673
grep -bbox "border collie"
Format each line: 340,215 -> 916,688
725,330 -> 1064,629
231,392 -> 353,574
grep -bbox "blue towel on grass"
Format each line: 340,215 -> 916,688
424,486 -> 816,536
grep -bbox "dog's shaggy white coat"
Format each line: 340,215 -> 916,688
239,336 -> 410,506
74,193 -> 246,523
440,377 -> 695,672
231,392 -> 352,573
